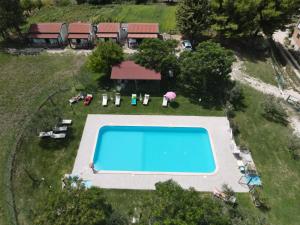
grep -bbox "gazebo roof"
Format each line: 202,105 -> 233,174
111,61 -> 161,80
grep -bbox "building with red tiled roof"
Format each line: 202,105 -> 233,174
97,23 -> 121,42
67,22 -> 95,49
127,23 -> 160,48
111,61 -> 161,80
27,23 -> 68,47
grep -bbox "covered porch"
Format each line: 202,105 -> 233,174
68,33 -> 91,49
111,61 -> 161,93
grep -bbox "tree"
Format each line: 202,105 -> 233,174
134,39 -> 179,78
179,41 -> 235,105
139,180 -> 231,225
21,0 -> 34,14
176,0 -> 211,43
210,0 -> 259,38
210,0 -> 300,39
35,183 -> 113,225
0,0 -> 24,38
256,0 -> 300,37
87,42 -> 123,75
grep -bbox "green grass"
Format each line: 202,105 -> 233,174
0,52 -> 85,225
243,58 -> 278,86
233,86 -> 300,225
25,4 -> 177,33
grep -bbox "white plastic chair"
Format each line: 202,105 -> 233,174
162,96 -> 168,107
102,94 -> 108,106
115,93 -> 121,106
143,94 -> 150,105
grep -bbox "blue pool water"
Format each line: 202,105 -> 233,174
93,126 -> 216,173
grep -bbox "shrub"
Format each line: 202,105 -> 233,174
288,135 -> 300,160
262,96 -> 289,126
250,188 -> 270,210
222,184 -> 236,204
229,118 -> 240,136
228,85 -> 245,110
225,102 -> 235,118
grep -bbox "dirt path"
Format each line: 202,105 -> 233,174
231,57 -> 300,136
5,48 -> 92,56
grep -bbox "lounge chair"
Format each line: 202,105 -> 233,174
237,160 -> 245,173
53,126 -> 68,133
143,94 -> 150,105
39,131 -> 53,138
102,94 -> 108,106
131,94 -> 137,105
84,94 -> 93,106
51,133 -> 66,139
246,175 -> 262,186
239,175 -> 262,187
68,92 -> 85,105
115,93 -> 121,106
61,119 -> 72,125
162,96 -> 168,107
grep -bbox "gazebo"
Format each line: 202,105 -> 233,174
111,60 -> 161,91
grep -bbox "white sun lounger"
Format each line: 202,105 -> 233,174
39,131 -> 53,138
115,93 -> 121,106
143,94 -> 150,105
102,94 -> 108,106
53,126 -> 68,133
162,96 -> 168,107
51,133 -> 66,139
61,119 -> 72,125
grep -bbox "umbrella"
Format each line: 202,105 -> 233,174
164,92 -> 176,101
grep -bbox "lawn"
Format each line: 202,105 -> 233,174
25,4 -> 177,33
233,86 -> 300,225
0,52 -> 85,225
1,51 -> 299,225
243,58 -> 278,86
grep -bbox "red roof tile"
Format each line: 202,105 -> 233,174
68,33 -> 89,39
68,22 -> 91,34
96,33 -> 118,38
28,33 -> 59,39
128,33 -> 158,39
28,23 -> 63,34
97,23 -> 120,33
127,23 -> 159,34
111,61 -> 161,80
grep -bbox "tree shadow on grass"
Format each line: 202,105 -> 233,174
170,101 -> 179,109
221,36 -> 271,63
97,74 -> 113,91
38,128 -> 74,151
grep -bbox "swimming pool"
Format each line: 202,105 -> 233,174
93,126 -> 216,174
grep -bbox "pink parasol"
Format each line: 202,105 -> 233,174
164,92 -> 176,101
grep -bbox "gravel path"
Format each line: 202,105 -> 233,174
231,57 -> 300,136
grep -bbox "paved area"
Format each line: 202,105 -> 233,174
72,114 -> 248,192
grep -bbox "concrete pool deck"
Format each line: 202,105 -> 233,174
72,114 -> 248,192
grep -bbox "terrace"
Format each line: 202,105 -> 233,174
72,114 -> 248,192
